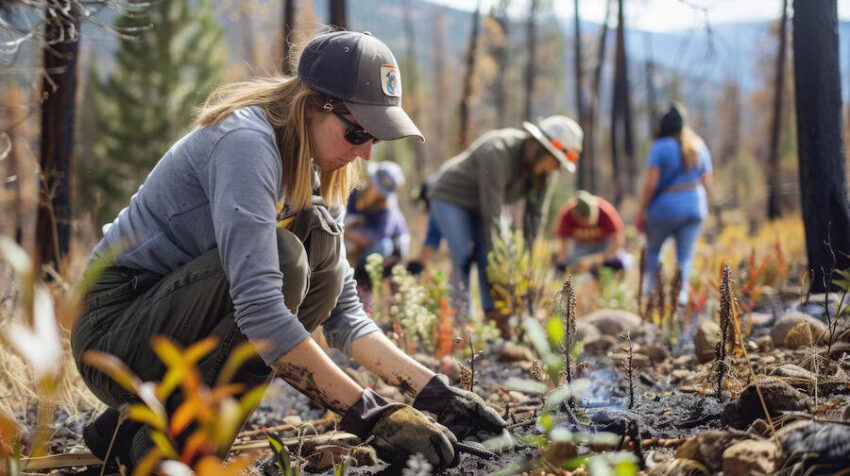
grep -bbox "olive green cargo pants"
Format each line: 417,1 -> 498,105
71,207 -> 346,465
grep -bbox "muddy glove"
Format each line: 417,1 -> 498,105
413,374 -> 508,441
340,389 -> 457,469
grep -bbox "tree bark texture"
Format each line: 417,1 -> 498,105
767,0 -> 789,219
523,0 -> 538,121
457,1 -> 481,151
574,0 -> 588,189
610,0 -> 635,204
282,0 -> 296,75
792,0 -> 850,291
585,0 -> 613,194
37,1 -> 80,272
329,0 -> 347,29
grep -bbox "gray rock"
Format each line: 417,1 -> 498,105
640,343 -> 669,363
722,439 -> 782,476
721,378 -> 811,429
771,312 -> 826,348
771,364 -> 816,381
646,459 -> 710,476
576,321 -> 601,341
581,335 -> 618,356
676,430 -> 750,472
694,320 -> 720,364
579,308 -> 643,336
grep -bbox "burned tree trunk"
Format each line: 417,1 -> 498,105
329,0 -> 347,29
792,0 -> 850,292
37,1 -> 81,272
523,0 -> 538,120
457,1 -> 481,150
431,6 -> 448,161
574,0 -> 588,189
492,0 -> 510,125
282,0 -> 296,75
585,0 -> 612,194
402,0 -> 426,184
610,0 -> 635,205
643,31 -> 658,136
767,0 -> 789,219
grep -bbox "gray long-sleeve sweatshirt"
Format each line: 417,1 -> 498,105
428,128 -> 544,246
91,106 -> 379,365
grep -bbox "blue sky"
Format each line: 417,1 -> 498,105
431,0 -> 850,32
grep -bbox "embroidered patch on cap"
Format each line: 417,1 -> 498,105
380,65 -> 401,97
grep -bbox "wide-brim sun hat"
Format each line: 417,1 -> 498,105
298,31 -> 424,142
522,115 -> 584,173
367,161 -> 405,198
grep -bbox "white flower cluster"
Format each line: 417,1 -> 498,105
390,264 -> 437,350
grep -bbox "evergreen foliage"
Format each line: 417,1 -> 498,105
80,0 -> 224,224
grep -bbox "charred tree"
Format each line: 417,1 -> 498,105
282,0 -> 296,75
402,0 -> 426,184
585,0 -> 613,194
431,6 -> 448,161
574,0 -> 588,189
457,1 -> 482,150
523,0 -> 539,120
491,0 -> 510,125
329,0 -> 347,29
37,1 -> 81,272
609,0 -> 635,205
643,31 -> 658,136
767,0 -> 789,219
792,0 -> 850,292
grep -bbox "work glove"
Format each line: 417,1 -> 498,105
340,388 -> 457,469
413,374 -> 508,441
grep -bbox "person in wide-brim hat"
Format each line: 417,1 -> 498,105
428,115 -> 583,338
71,30 -> 505,474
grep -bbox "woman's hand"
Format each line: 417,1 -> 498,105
636,212 -> 646,234
340,388 -> 457,469
412,374 -> 507,441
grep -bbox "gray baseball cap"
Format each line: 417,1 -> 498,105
298,31 -> 424,142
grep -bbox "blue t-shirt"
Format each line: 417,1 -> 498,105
646,137 -> 713,222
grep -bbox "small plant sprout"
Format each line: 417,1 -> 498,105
637,246 -> 646,312
553,277 -> 577,385
82,336 -> 269,475
622,332 -> 635,409
365,253 -> 387,323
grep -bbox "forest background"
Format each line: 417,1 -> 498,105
1,0 -> 850,272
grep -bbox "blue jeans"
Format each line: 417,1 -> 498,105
423,213 -> 443,250
431,200 -> 494,312
645,217 -> 703,304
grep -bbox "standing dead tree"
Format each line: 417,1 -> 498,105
402,0 -> 426,185
584,0 -> 613,194
523,0 -> 539,120
792,0 -> 850,292
329,0 -> 347,29
573,0 -> 588,189
766,0 -> 789,219
2,0 -> 144,270
37,1 -> 82,273
457,0 -> 482,150
281,0 -> 296,75
609,0 -> 635,205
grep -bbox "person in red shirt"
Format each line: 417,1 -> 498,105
555,191 -> 628,273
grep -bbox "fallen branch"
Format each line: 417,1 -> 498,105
22,432 -> 358,471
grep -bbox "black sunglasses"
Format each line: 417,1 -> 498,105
330,110 -> 379,145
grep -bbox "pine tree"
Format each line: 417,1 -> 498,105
80,0 -> 224,225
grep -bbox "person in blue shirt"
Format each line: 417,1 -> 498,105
636,103 -> 713,305
345,161 -> 410,271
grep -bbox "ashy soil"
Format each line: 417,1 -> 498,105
22,292 -> 850,475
